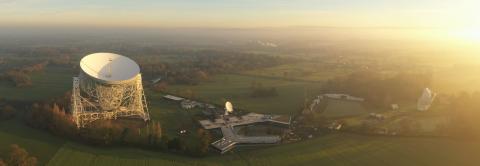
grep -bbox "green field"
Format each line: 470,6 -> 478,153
145,90 -> 199,136
242,58 -> 480,94
167,74 -> 324,115
0,66 -> 75,101
242,62 -> 353,82
321,99 -> 368,118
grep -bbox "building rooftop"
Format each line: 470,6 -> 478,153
163,95 -> 185,101
199,113 -> 290,130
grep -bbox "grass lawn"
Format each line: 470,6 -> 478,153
321,99 -> 368,118
44,133 -> 480,166
0,66 -> 75,101
145,90 -> 199,137
166,74 -> 324,115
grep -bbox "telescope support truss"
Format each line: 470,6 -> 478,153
71,75 -> 150,128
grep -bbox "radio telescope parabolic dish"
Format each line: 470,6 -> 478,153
80,53 -> 140,83
225,101 -> 233,113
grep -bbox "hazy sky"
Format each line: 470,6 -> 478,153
0,0 -> 479,28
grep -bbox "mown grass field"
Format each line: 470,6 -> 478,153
166,74 -> 324,115
145,91 -> 199,136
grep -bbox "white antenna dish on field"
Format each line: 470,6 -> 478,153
225,101 -> 233,115
417,88 -> 436,111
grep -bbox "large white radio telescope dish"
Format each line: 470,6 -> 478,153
225,101 -> 233,113
80,53 -> 140,83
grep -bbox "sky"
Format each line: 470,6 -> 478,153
0,0 -> 479,29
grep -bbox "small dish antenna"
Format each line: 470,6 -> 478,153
225,101 -> 233,115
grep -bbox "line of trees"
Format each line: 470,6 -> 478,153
0,61 -> 49,87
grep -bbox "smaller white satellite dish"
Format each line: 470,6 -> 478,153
417,88 -> 436,111
225,101 -> 233,115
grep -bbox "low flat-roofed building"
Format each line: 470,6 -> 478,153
163,95 -> 184,102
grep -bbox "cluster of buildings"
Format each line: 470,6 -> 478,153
162,87 -> 438,154
163,94 -> 291,153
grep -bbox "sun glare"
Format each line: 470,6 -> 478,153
450,27 -> 480,42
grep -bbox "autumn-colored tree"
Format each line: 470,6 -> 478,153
194,70 -> 209,81
26,103 -> 52,129
0,105 -> 16,120
7,144 -> 37,166
5,71 -> 32,87
49,103 -> 75,136
152,121 -> 162,144
146,121 -> 163,146
197,128 -> 212,154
